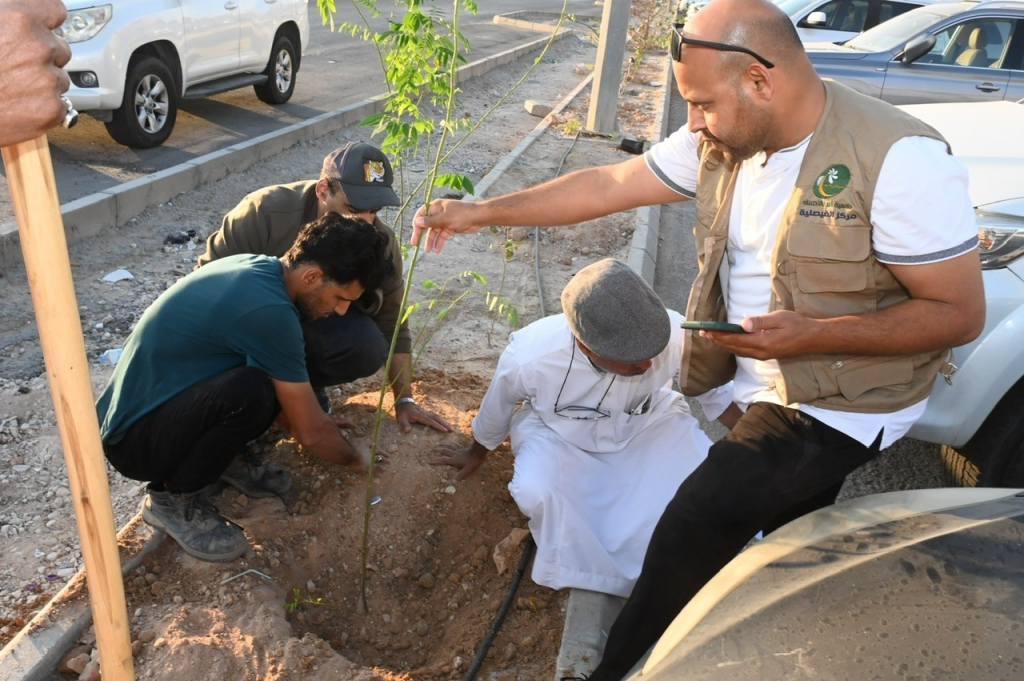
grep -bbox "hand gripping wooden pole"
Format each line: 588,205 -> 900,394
2,137 -> 134,680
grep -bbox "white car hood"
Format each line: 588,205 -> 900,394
899,101 -> 1024,209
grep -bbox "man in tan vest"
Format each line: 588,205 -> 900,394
413,0 -> 985,677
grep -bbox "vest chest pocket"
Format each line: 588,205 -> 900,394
786,222 -> 876,319
788,222 -> 871,260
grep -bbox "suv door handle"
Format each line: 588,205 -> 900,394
224,1 -> 238,9
976,82 -> 1001,92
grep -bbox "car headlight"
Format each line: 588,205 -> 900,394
977,208 -> 1024,270
54,5 -> 113,44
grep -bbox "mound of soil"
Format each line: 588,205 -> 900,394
118,372 -> 564,680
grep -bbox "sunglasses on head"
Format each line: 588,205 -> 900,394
670,23 -> 775,69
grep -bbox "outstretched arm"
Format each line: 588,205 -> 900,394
412,154 -> 688,253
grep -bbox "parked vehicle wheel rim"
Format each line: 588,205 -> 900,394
133,74 -> 170,134
274,49 -> 293,94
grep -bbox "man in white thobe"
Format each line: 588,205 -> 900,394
432,259 -> 734,597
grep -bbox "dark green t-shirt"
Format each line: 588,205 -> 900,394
96,255 -> 307,443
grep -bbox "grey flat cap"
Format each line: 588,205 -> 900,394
561,259 -> 670,363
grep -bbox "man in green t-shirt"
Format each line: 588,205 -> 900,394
98,213 -> 394,562
199,141 -> 452,434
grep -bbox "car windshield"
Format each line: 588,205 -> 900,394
844,3 -> 965,52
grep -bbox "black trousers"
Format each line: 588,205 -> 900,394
589,402 -> 882,680
104,366 -> 279,494
302,310 -> 389,389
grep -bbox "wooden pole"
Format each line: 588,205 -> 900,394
2,137 -> 134,680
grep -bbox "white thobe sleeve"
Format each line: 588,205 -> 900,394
470,342 -> 530,451
693,383 -> 734,422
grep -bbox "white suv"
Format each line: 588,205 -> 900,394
901,98 -> 1024,488
57,1 -> 310,148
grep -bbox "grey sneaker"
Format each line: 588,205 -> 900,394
220,450 -> 292,499
142,487 -> 248,562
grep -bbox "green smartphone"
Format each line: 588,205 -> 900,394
679,320 -> 746,333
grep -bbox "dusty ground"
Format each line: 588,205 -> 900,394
0,26 -> 668,679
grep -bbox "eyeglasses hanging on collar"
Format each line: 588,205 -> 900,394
554,340 -> 615,420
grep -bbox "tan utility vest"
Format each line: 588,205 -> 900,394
680,80 -> 953,413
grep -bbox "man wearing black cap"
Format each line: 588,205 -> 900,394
199,141 -> 452,434
431,259 -> 735,598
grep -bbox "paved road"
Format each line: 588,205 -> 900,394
0,0 -> 598,217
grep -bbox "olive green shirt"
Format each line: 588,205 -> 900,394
199,180 -> 412,354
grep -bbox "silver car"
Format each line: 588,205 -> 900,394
806,0 -> 1024,104
778,0 -> 942,43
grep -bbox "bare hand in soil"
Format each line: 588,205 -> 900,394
395,401 -> 454,434
412,199 -> 484,253
430,442 -> 487,481
331,414 -> 359,432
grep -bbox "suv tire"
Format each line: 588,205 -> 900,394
254,35 -> 297,105
942,377 -> 1024,487
105,56 -> 178,149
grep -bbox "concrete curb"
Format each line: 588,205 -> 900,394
627,54 -> 675,285
0,30 -> 571,271
472,73 -> 595,202
494,10 -> 602,34
0,514 -> 164,681
555,589 -> 627,680
555,55 -> 676,681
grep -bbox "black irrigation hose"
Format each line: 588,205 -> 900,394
462,536 -> 537,681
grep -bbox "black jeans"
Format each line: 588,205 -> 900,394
104,366 -> 279,493
302,310 -> 389,389
589,402 -> 883,680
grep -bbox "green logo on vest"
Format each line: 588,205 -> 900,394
813,164 -> 851,199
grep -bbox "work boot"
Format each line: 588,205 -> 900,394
142,486 -> 248,562
220,449 -> 292,499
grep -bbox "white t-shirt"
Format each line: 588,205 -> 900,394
646,127 -> 978,448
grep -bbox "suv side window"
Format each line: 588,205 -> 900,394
799,0 -> 874,31
798,0 -> 843,28
919,18 -> 1016,68
837,0 -> 871,32
877,1 -> 918,25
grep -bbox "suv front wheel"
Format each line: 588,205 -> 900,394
254,35 -> 297,105
105,56 -> 178,148
942,377 -> 1024,487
